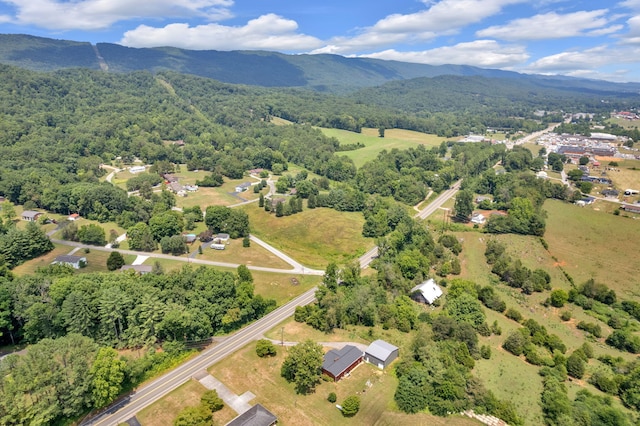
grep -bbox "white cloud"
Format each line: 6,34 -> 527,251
524,44 -> 640,73
310,0 -> 525,55
1,0 -> 233,30
361,40 -> 529,68
477,10 -> 614,40
619,0 -> 640,10
120,14 -> 323,51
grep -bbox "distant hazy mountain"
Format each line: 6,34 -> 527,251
1,33 -> 639,94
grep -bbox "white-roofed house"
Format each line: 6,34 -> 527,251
410,278 -> 443,305
364,340 -> 399,369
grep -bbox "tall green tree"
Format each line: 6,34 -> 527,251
281,340 -> 324,394
90,347 -> 126,408
454,189 -> 474,222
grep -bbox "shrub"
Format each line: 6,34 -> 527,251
503,330 -> 528,356
505,308 -> 523,322
341,395 -> 360,417
549,289 -> 568,308
328,392 -> 337,403
577,321 -> 602,338
566,352 -> 586,379
560,311 -> 571,321
256,339 -> 277,357
201,390 -> 224,412
480,345 -> 492,359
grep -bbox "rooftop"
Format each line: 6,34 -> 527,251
322,345 -> 362,378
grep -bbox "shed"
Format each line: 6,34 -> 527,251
364,340 -> 399,369
215,233 -> 230,242
129,166 -> 146,173
68,213 -> 80,221
211,243 -> 226,250
235,182 -> 252,192
470,212 -> 486,224
322,345 -> 363,382
226,404 -> 277,426
52,255 -> 86,269
21,210 -> 42,222
410,278 -> 443,305
120,265 -> 152,274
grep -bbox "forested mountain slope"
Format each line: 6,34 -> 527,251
2,34 -> 640,94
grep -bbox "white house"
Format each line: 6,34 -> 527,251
52,255 -> 87,269
470,212 -> 486,224
235,182 -> 252,192
211,243 -> 226,250
129,165 -> 146,173
410,278 -> 443,304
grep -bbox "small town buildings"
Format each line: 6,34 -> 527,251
475,196 -> 491,204
120,265 -> 152,274
215,233 -> 230,243
211,243 -> 226,250
21,210 -> 42,222
601,189 -> 619,198
235,182 -> 252,192
52,255 -> 86,269
322,345 -> 363,382
364,340 -> 399,369
183,234 -> 197,244
410,278 -> 443,305
129,165 -> 146,173
68,213 -> 80,221
225,404 -> 277,426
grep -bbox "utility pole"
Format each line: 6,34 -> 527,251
281,327 -> 284,347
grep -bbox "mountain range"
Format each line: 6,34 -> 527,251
2,34 -> 640,95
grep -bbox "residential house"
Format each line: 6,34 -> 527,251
68,213 -> 80,221
322,345 -> 363,382
52,255 -> 86,269
129,165 -> 146,173
475,196 -> 491,203
364,340 -> 399,369
235,182 -> 252,193
183,234 -> 197,244
410,278 -> 443,305
225,404 -> 277,426
215,233 -> 230,243
601,189 -> 619,198
622,204 -> 640,214
211,243 -> 226,250
21,210 -> 42,222
120,265 -> 152,274
470,212 -> 486,225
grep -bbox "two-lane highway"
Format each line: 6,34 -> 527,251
81,287 -> 318,426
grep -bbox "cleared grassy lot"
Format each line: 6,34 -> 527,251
319,127 -> 447,168
543,198 -> 640,297
240,203 -> 374,269
195,238 -> 292,270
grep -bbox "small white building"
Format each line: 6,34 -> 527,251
470,212 -> 486,224
52,255 -> 86,269
211,243 -> 226,250
410,278 -> 443,305
129,166 -> 146,173
235,182 -> 252,192
364,340 -> 399,369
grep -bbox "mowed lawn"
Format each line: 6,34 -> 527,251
599,158 -> 640,197
543,199 -> 640,298
319,127 -> 447,168
241,204 -> 374,269
208,341 -> 478,426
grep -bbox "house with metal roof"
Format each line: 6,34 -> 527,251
364,340 -> 399,369
21,210 -> 42,222
322,345 -> 363,382
120,265 -> 153,274
52,255 -> 86,269
410,278 -> 443,304
225,404 -> 277,426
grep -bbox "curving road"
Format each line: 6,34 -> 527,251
81,286 -> 318,425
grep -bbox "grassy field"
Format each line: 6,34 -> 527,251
250,272 -> 322,306
543,199 -> 640,298
240,203 -> 374,269
137,379 -> 237,426
599,158 -> 640,197
319,127 -> 447,168
208,339 -> 477,426
195,238 -> 293,270
607,117 -> 640,129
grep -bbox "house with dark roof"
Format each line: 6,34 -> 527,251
52,255 -> 86,269
622,204 -> 640,214
364,340 -> 399,369
120,265 -> 153,274
322,345 -> 363,382
225,404 -> 277,426
21,210 -> 42,222
235,182 -> 252,193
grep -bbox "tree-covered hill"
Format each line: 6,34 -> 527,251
2,34 -> 640,94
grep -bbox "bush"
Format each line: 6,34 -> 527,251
505,308 -> 523,322
503,330 -> 528,356
549,289 -> 568,308
480,345 -> 492,359
106,251 -> 125,271
328,392 -> 337,403
255,339 -> 277,357
566,352 -> 586,379
577,321 -> 602,338
560,311 -> 572,321
341,395 -> 360,417
200,390 -> 224,412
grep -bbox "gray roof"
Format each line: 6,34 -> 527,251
365,340 -> 398,361
225,404 -> 277,426
22,210 -> 41,218
120,265 -> 152,273
54,255 -> 85,264
322,345 -> 362,377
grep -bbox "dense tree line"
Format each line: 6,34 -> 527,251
0,265 -> 274,347
0,221 -> 53,270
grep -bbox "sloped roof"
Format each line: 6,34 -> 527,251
322,345 -> 362,378
410,278 -> 443,304
54,255 -> 85,264
22,210 -> 41,218
365,340 -> 398,361
225,404 -> 277,426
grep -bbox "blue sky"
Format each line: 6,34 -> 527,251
1,0 -> 639,82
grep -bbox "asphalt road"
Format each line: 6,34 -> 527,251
81,286 -> 318,426
414,179 -> 462,220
